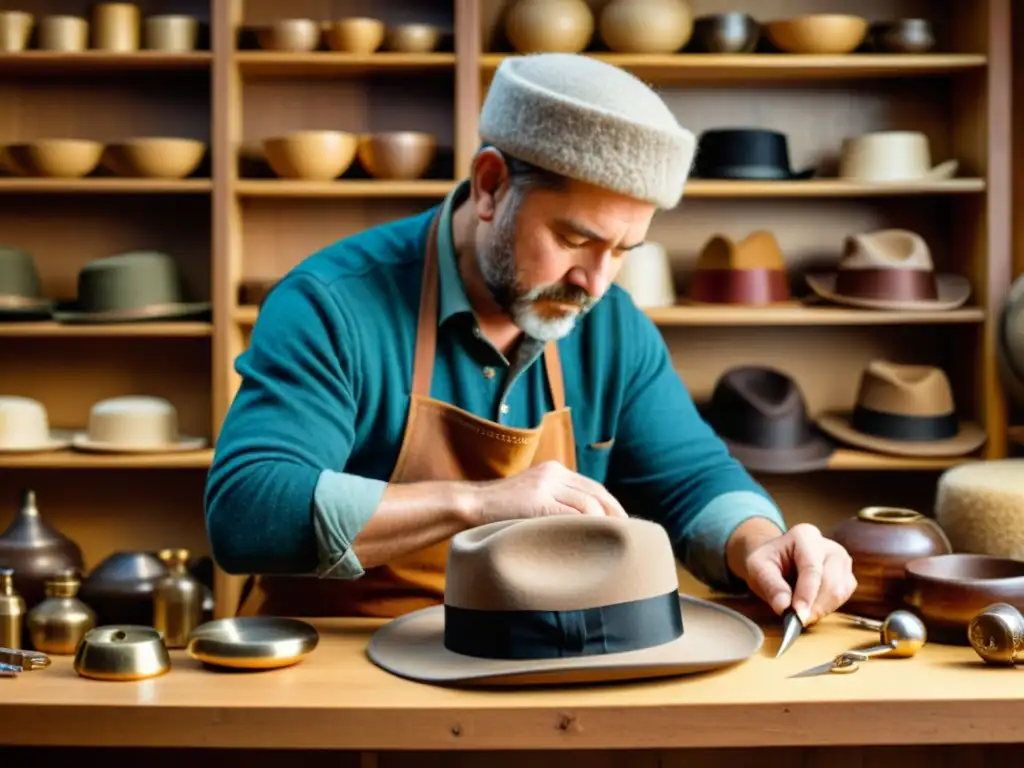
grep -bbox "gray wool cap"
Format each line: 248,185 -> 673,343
478,53 -> 696,210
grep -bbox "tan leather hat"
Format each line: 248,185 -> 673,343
367,516 -> 763,686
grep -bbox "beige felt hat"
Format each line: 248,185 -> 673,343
806,229 -> 971,311
478,53 -> 697,210
838,131 -> 958,182
0,396 -> 74,453
816,360 -> 986,457
367,516 -> 764,687
72,395 -> 207,453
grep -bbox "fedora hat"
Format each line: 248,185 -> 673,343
838,131 -> 958,182
0,247 -> 54,318
367,516 -> 764,687
997,274 -> 1024,411
0,396 -> 74,453
816,360 -> 986,457
693,128 -> 814,181
54,250 -> 210,324
700,366 -> 835,473
72,395 -> 207,453
806,229 -> 971,311
689,231 -> 792,305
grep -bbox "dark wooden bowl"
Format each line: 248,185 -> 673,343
904,554 -> 1024,644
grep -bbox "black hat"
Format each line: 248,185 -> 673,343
693,128 -> 815,180
702,366 -> 836,473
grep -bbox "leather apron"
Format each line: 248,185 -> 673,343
237,212 -> 578,619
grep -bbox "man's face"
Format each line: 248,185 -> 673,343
475,175 -> 656,341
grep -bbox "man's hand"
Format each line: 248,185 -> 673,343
464,460 -> 628,525
734,522 -> 857,626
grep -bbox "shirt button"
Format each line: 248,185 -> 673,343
483,366 -> 496,379
473,327 -> 483,338
500,403 -> 510,414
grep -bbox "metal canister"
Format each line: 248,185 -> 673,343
0,568 -> 26,649
153,548 -> 203,648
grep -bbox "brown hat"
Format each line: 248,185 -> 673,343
701,366 -> 835,473
806,229 -> 971,311
689,231 -> 791,305
367,516 -> 763,687
816,361 -> 986,457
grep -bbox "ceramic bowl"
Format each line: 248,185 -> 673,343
101,138 -> 206,179
765,14 -> 868,54
866,19 -> 935,53
904,553 -> 1024,643
258,18 -> 320,52
144,14 -> 199,52
357,132 -> 436,180
4,139 -> 104,178
324,17 -> 384,54
386,23 -> 442,53
262,131 -> 359,180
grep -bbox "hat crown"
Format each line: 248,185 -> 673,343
75,250 -> 185,312
841,229 -> 934,272
0,247 -> 42,298
444,516 -> 678,612
857,361 -> 955,416
84,395 -> 182,447
707,366 -> 813,448
0,396 -> 51,448
696,231 -> 786,271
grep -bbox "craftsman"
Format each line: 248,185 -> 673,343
205,53 -> 856,622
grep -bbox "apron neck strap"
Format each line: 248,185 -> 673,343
411,211 -> 567,412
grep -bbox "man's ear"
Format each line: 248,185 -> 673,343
470,147 -> 509,223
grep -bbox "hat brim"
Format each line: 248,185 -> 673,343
0,428 -> 75,453
71,433 -> 208,453
694,165 -> 815,181
366,595 -> 763,687
815,413 -> 987,457
722,432 -> 836,474
805,273 -> 971,311
53,301 -> 211,324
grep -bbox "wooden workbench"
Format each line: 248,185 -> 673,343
2,597 -> 1024,765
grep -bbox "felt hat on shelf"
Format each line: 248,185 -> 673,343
688,230 -> 793,306
0,247 -> 54,319
0,396 -> 74,453
71,395 -> 207,454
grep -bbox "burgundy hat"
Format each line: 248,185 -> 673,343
688,231 -> 792,305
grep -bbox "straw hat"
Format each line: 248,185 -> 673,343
806,229 -> 971,311
72,396 -> 207,453
367,516 -> 764,686
0,396 -> 73,453
816,361 -> 986,457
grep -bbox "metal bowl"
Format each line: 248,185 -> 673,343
690,13 -> 760,53
186,616 -> 319,670
73,625 -> 171,681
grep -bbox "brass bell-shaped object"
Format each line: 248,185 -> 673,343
0,568 -> 26,649
153,547 -> 203,648
26,570 -> 96,654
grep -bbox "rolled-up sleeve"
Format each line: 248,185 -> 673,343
608,310 -> 788,593
204,271 -> 383,579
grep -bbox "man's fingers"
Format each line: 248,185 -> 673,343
555,488 -> 606,517
807,548 -> 857,625
790,525 -> 825,624
744,555 -> 792,615
566,473 -> 628,517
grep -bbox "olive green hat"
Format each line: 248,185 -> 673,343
0,247 -> 53,318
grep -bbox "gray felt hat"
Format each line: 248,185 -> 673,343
478,54 -> 696,210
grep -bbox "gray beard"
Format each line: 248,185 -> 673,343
476,193 -> 596,342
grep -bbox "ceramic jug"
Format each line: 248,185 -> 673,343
26,570 -> 96,655
0,489 -> 85,609
831,506 -> 953,620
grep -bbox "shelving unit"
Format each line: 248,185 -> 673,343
0,0 -> 1013,620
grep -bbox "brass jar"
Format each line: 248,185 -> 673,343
26,571 -> 96,654
0,568 -> 26,649
153,548 -> 203,648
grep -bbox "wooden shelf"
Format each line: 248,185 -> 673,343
235,52 -> 456,76
0,51 -> 212,73
0,178 -> 212,194
0,322 -> 213,338
235,304 -> 984,328
0,449 -> 214,469
683,179 -> 985,197
235,179 -> 455,198
825,450 -> 973,471
479,53 -> 988,82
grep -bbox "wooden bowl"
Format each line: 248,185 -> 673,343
904,553 -> 1024,643
258,18 -> 320,52
5,139 -> 104,178
357,132 -> 436,180
102,138 -> 206,179
324,18 -> 384,54
764,14 -> 868,54
385,23 -> 441,53
262,131 -> 359,180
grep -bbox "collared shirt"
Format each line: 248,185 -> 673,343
205,181 -> 786,593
